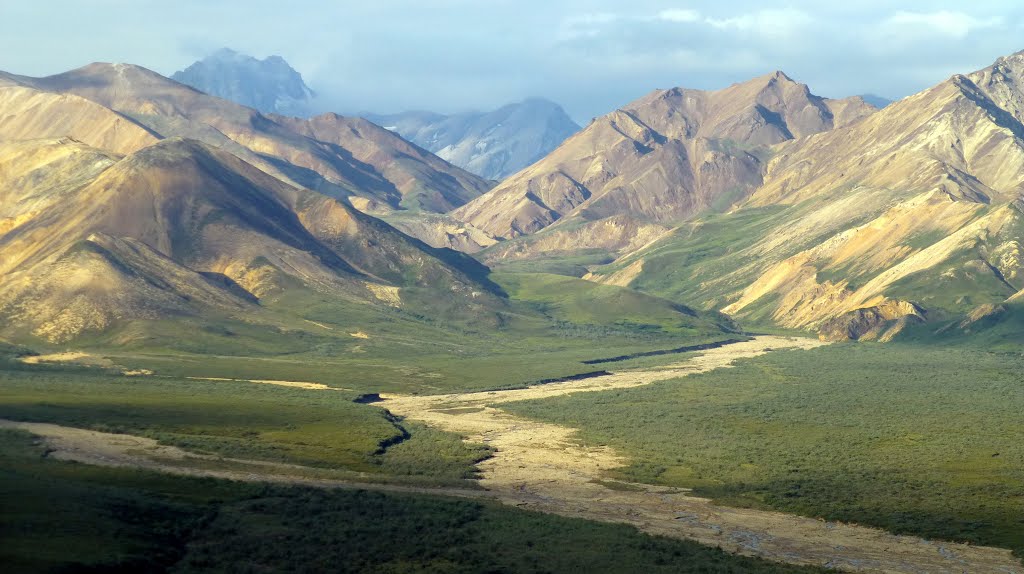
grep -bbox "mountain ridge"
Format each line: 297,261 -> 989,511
454,71 -> 877,270
1,62 -> 491,214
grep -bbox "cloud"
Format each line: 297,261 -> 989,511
658,9 -> 701,23
704,8 -> 814,38
881,10 -> 1003,39
3,1 -> 1024,122
560,12 -> 622,39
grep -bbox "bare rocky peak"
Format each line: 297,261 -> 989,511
172,48 -> 314,116
959,50 -> 1024,128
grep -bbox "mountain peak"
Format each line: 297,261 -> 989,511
171,49 -> 314,116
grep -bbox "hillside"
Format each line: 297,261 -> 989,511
454,72 -> 876,266
0,64 -> 735,353
587,52 -> 1024,341
0,137 -> 501,345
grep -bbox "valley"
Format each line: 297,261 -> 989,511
1,17 -> 1024,573
6,338 -> 1021,572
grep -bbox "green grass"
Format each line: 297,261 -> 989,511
487,250 -> 616,277
493,272 -> 736,337
592,206 -> 794,311
0,429 -> 823,573
6,268 -> 735,397
0,270 -> 738,484
0,366 -> 488,483
503,343 -> 1024,555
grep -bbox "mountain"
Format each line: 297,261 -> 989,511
859,93 -> 894,108
455,72 -> 876,266
0,136 -> 501,345
366,98 -> 581,180
0,60 -> 740,348
586,52 -> 1024,342
0,62 -> 490,213
171,48 -> 314,116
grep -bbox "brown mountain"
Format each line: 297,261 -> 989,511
0,63 -> 490,214
454,72 -> 875,237
453,72 -> 875,266
0,136 -> 500,344
587,53 -> 1024,341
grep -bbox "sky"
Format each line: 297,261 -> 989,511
3,1 -> 1024,122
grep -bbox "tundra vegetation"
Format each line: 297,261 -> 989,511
503,343 -> 1024,556
0,429 -> 824,573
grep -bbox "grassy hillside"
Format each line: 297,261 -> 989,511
504,343 -> 1024,555
589,205 -> 819,314
493,272 -> 737,338
0,429 -> 822,573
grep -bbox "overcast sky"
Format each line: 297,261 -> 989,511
3,1 -> 1024,122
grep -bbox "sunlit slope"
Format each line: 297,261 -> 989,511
454,72 -> 875,266
589,53 -> 1024,341
0,137 -> 501,345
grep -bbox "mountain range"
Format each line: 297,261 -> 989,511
0,63 -> 509,345
170,50 -> 582,181
477,54 -> 1024,342
454,72 -> 877,260
4,50 -> 1024,345
365,99 -> 581,180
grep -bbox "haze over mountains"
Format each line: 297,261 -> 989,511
170,50 -> 581,181
366,100 -> 581,180
172,48 -> 315,116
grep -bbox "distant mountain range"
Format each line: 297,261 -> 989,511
859,94 -> 894,108
365,99 -> 581,180
172,50 -> 580,181
172,48 -> 314,116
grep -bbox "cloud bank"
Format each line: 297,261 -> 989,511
1,1 -> 1022,121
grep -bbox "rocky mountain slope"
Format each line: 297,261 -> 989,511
0,63 -> 490,214
366,98 -> 581,180
586,52 -> 1024,341
172,48 -> 314,116
455,72 -> 875,266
